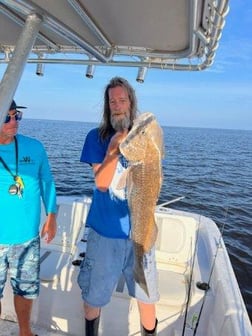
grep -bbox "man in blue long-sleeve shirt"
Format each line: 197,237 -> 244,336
0,100 -> 57,336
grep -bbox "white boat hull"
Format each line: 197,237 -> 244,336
1,196 -> 251,336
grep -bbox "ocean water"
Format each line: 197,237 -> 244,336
20,119 -> 252,321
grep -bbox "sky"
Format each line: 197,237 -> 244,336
1,0 -> 252,130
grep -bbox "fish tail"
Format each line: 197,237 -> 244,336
134,266 -> 149,297
134,248 -> 150,297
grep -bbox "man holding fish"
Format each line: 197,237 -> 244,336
78,77 -> 163,336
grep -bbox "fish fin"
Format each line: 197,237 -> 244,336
116,168 -> 129,190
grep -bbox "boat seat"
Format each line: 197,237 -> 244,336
158,270 -> 187,307
155,213 -> 198,272
39,197 -> 91,282
40,248 -> 70,282
155,213 -> 199,308
40,197 -> 91,253
113,213 -> 199,309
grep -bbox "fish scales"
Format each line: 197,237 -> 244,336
119,112 -> 164,296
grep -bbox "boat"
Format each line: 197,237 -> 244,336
0,0 -> 251,335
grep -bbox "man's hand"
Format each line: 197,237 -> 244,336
107,130 -> 128,156
41,213 -> 57,244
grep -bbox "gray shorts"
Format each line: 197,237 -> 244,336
0,236 -> 40,299
77,229 -> 159,307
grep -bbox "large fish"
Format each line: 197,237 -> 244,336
119,112 -> 164,296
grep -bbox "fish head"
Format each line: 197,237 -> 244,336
119,112 -> 163,162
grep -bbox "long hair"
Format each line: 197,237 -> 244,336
99,77 -> 138,140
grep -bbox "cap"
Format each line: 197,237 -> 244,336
9,100 -> 27,110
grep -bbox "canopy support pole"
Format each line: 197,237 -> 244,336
0,13 -> 42,126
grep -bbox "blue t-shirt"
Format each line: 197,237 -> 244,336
0,134 -> 57,244
80,128 -> 131,239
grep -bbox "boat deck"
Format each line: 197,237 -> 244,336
0,265 -> 203,336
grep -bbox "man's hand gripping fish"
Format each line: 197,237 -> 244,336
119,112 -> 164,296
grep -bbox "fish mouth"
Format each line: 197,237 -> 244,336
121,114 -> 156,145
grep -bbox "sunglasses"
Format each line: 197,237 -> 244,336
4,110 -> 23,123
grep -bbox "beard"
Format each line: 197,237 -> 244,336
110,114 -> 131,132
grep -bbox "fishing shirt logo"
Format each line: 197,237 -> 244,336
19,156 -> 35,164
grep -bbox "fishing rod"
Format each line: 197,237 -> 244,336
181,215 -> 201,336
192,207 -> 229,336
157,196 -> 185,210
157,194 -> 197,335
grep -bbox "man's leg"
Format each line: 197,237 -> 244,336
84,303 -> 100,336
84,303 -> 100,320
137,301 -> 156,330
14,295 -> 34,336
78,231 -> 122,335
10,237 -> 40,336
131,248 -> 159,334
